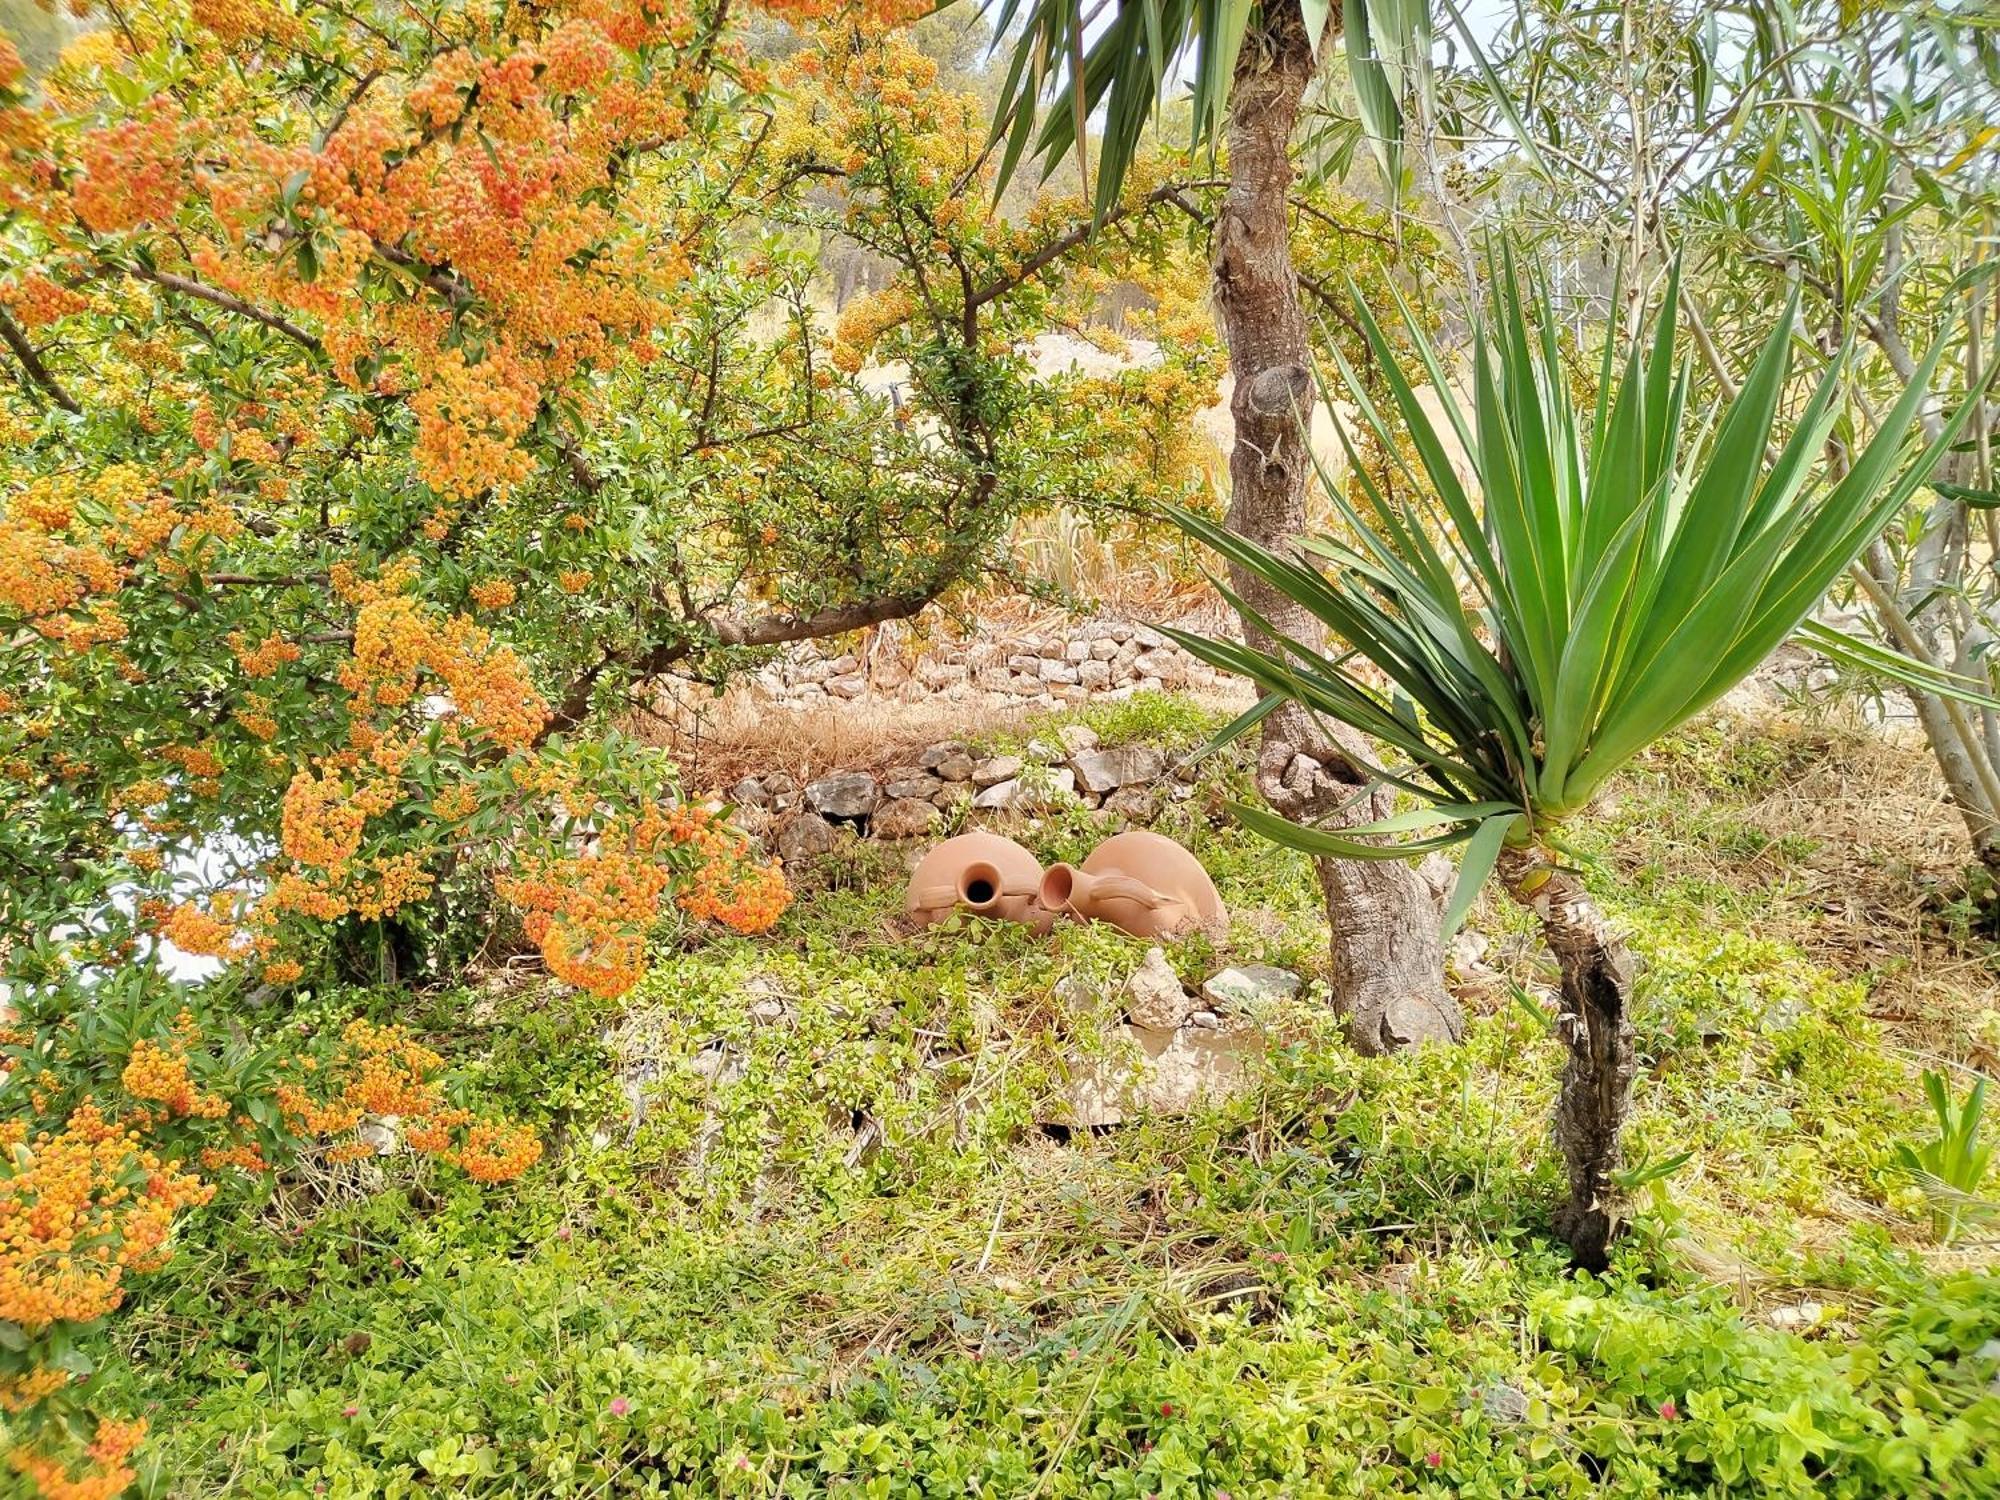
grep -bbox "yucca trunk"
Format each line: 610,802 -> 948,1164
1497,845 -> 1637,1271
1213,5 -> 1462,1055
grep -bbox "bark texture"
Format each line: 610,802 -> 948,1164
1213,7 -> 1461,1054
1498,845 -> 1638,1271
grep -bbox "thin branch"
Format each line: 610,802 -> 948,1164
126,266 -> 324,352
0,305 -> 82,414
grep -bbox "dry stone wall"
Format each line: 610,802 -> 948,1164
751,619 -> 1232,710
723,723 -> 1210,861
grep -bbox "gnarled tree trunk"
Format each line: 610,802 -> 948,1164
1213,6 -> 1462,1054
1498,845 -> 1638,1271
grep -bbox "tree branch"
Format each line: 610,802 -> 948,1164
126,266 -> 324,352
0,305 -> 82,414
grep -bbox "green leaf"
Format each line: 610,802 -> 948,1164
1440,813 -> 1519,939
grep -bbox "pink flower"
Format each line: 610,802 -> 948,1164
557,1226 -> 572,1241
609,1397 -> 631,1417
1659,1398 -> 1679,1421
1424,1451 -> 1442,1468
1158,1401 -> 1175,1417
342,1405 -> 358,1418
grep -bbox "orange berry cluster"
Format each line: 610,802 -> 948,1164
662,806 -> 793,934
0,1102 -> 213,1333
8,1415 -> 146,1500
120,1038 -> 230,1120
273,1019 -> 542,1183
499,803 -> 790,997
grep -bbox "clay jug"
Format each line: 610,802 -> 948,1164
1039,830 -> 1223,939
905,831 -> 1057,933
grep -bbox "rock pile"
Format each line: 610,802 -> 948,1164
726,724 -> 1208,861
751,620 -> 1230,710
1061,947 -> 1301,1125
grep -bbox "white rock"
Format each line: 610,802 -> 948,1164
1056,723 -> 1100,754
1070,744 -> 1166,794
1125,946 -> 1193,1032
1200,965 -> 1301,1011
971,755 -> 1023,787
972,778 -> 1021,809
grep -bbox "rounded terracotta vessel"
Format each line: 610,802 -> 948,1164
1039,830 -> 1224,939
905,831 -> 1057,933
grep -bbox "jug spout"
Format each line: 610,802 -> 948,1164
957,860 -> 1006,913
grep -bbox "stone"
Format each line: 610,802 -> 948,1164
972,778 -> 1021,810
934,752 -> 976,782
918,740 -> 966,768
825,673 -> 867,699
1132,625 -> 1165,649
1021,766 -> 1077,809
1077,660 -> 1112,690
806,770 -> 879,819
964,643 -> 1004,669
1200,965 -> 1301,1012
1070,744 -> 1166,794
1007,653 -> 1041,674
1008,675 -> 1044,697
1088,637 -> 1119,661
1052,684 -> 1089,703
1064,639 -> 1091,664
1108,623 -> 1134,644
1481,1382 -> 1530,1425
729,776 -> 768,807
872,797 -> 940,839
971,754 -> 1023,788
975,667 -> 1015,693
932,780 -> 973,809
357,1119 -> 399,1156
1064,1019 -> 1261,1126
826,654 -> 860,674
776,812 -> 838,861
1057,723 -> 1100,754
689,1041 -> 747,1086
1024,736 -> 1061,763
1101,785 -> 1159,823
1039,639 -> 1068,660
762,771 -> 798,797
882,761 -> 929,782
872,656 -> 910,690
727,805 -> 773,844
1125,946 -> 1193,1032
1040,660 -> 1080,685
884,774 -> 940,802
918,660 -> 969,688
1131,648 -> 1183,683
1137,676 -> 1165,695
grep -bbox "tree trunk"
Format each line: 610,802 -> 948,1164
1497,845 -> 1638,1271
1213,5 -> 1461,1054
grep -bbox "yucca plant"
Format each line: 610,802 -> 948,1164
1166,256 -> 1980,1268
1895,1070 -> 1993,1245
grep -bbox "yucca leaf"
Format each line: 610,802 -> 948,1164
1440,812 -> 1521,939
1228,799 -> 1482,861
1795,621 -> 2000,711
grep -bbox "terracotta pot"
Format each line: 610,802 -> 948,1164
1039,830 -> 1224,939
905,831 -> 1057,933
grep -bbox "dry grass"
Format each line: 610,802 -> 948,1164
1604,698 -> 2000,1064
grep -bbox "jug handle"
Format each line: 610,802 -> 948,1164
1084,873 -> 1169,909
